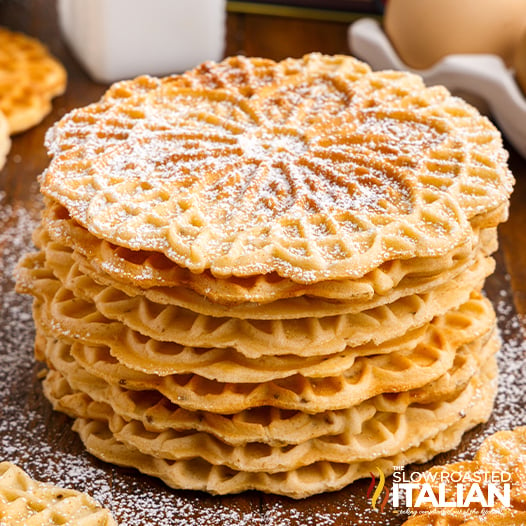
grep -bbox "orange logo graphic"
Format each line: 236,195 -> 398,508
367,467 -> 390,513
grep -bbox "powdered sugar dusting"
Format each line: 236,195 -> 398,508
39,55 -> 513,283
0,190 -> 114,507
453,274 -> 526,459
0,189 -> 39,388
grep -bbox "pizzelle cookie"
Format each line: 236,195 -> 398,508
41,359 -> 496,474
37,329 -> 498,415
0,462 -> 116,525
40,361 -> 489,448
71,377 -> 496,499
401,427 -> 526,525
40,55 -> 511,282
17,235 -> 495,357
16,53 -> 513,498
40,198 -> 499,304
0,27 -> 66,134
20,250 -> 495,382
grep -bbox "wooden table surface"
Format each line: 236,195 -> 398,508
1,2 -> 525,525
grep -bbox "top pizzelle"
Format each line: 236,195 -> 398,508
40,54 -> 514,284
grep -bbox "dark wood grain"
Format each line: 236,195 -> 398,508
499,151 -> 526,319
0,2 -> 525,525
225,12 -> 350,59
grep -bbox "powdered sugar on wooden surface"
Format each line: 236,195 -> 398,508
0,189 -> 525,525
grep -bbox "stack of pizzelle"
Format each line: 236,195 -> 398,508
16,54 -> 514,499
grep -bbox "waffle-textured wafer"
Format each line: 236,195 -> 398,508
71,250 -> 496,319
42,367 -> 469,448
41,325 -> 498,448
39,328 -> 499,414
70,380 -> 495,499
25,232 -> 495,320
42,358 -> 496,473
41,54 -> 512,283
29,276 -> 495,382
0,27 -> 66,134
35,209 -> 500,307
16,242 -> 494,356
0,110 -> 10,169
17,241 -> 495,379
0,462 -> 116,525
40,198 -> 500,304
401,427 -> 526,525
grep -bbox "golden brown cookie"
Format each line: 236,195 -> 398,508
0,110 -> 10,168
0,462 -> 116,525
41,54 -> 512,282
401,427 -> 526,525
0,27 -> 66,134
